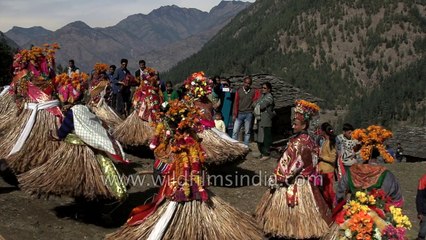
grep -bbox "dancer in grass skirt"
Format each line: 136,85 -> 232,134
87,63 -> 123,129
107,93 -> 262,240
184,72 -> 249,166
0,44 -> 63,174
18,76 -> 128,201
113,67 -> 161,146
255,100 -> 331,239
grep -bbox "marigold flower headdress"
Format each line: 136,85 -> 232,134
294,99 -> 320,122
13,43 -> 60,77
352,125 -> 394,163
184,71 -> 212,98
93,63 -> 109,74
10,43 -> 60,100
55,72 -> 89,104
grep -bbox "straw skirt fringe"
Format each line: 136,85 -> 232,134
0,110 -> 31,160
255,181 -> 330,239
106,195 -> 263,240
321,222 -> 340,240
90,102 -> 123,129
6,110 -> 60,174
113,112 -> 153,146
18,142 -> 124,200
198,129 -> 249,166
0,93 -> 14,116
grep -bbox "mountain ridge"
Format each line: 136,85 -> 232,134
5,1 -> 251,72
163,0 -> 426,127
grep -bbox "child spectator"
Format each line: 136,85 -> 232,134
214,112 -> 226,133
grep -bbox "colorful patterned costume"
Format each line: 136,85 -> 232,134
18,70 -> 128,201
0,44 -> 63,174
255,100 -> 331,239
107,93 -> 262,240
87,63 -> 123,128
113,67 -> 161,146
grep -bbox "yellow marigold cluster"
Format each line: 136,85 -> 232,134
389,206 -> 412,229
344,200 -> 370,216
355,191 -> 376,205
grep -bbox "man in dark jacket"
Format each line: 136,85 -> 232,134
113,59 -> 132,115
417,174 -> 426,240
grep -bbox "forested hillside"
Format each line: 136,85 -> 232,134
164,0 -> 426,127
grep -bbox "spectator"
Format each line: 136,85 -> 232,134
417,174 -> 426,240
66,59 -> 80,77
113,59 -> 132,116
107,65 -> 119,110
207,78 -> 221,112
163,81 -> 179,103
318,122 -> 337,209
232,76 -> 260,145
134,59 -> 146,83
220,78 -> 234,135
254,82 -> 274,161
214,112 -> 226,133
336,123 -> 360,171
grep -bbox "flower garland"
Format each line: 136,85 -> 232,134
352,125 -> 394,163
149,98 -> 208,202
337,190 -> 411,240
294,99 -> 320,122
132,82 -> 162,122
184,71 -> 212,98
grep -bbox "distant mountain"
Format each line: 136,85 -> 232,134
5,26 -> 52,47
164,0 -> 426,127
5,1 -> 251,72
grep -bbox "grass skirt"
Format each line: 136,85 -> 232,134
322,222 -> 340,240
255,180 -> 330,239
198,129 -> 249,166
89,101 -> 123,129
6,110 -> 60,174
0,93 -> 14,116
0,109 -> 31,160
18,140 -> 127,201
113,112 -> 153,146
106,194 -> 263,240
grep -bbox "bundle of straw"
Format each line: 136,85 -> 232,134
6,110 -> 60,174
198,129 -> 249,166
255,181 -> 330,239
0,93 -> 14,116
106,193 -> 263,240
18,141 -> 126,201
113,111 -> 154,146
0,109 -> 32,159
90,101 -> 123,129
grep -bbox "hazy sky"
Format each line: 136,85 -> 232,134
0,0 -> 255,32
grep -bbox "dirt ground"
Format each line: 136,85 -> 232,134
0,144 -> 424,240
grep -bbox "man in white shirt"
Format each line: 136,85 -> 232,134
66,59 -> 80,77
336,123 -> 360,171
